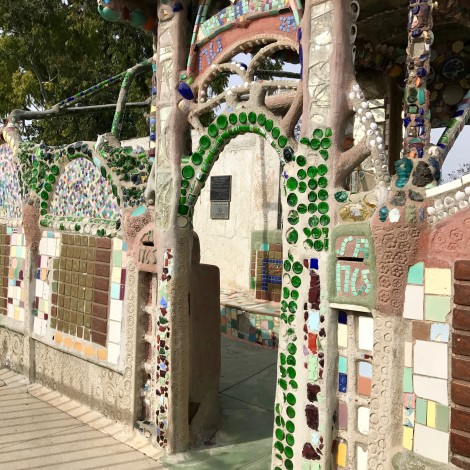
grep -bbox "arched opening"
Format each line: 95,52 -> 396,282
169,111 -> 298,468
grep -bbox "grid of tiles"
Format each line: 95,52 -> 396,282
401,263 -> 451,463
335,310 -> 374,470
51,234 -> 113,346
253,243 -> 282,302
220,306 -> 279,348
34,231 -> 60,336
0,225 -> 10,316
7,227 -> 26,322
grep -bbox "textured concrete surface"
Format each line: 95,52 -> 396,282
0,336 -> 277,470
0,368 -> 165,470
162,336 -> 277,469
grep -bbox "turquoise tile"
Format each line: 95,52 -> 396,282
403,368 -> 413,393
408,262 -> 424,285
430,323 -> 450,342
110,283 -> 120,300
338,356 -> 347,374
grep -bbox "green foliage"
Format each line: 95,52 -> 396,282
0,0 -> 152,144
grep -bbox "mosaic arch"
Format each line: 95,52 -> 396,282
176,109 -> 332,469
0,144 -> 22,220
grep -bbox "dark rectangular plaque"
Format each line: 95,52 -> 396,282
210,176 -> 232,201
210,202 -> 230,220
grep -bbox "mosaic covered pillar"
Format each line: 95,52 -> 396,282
151,0 -> 192,453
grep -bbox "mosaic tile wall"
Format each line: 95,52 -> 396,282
7,227 -> 26,322
197,0 -> 290,43
334,310 -> 374,470
0,144 -> 22,220
33,231 -> 126,365
450,260 -> 470,465
0,225 -> 10,317
220,306 -> 279,348
402,262 -> 451,463
50,158 -> 120,220
251,242 -> 282,302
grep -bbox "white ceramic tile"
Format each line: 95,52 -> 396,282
109,299 -> 123,322
414,340 -> 447,379
108,320 -> 121,344
357,407 -> 370,435
425,268 -> 451,296
35,280 -> 44,297
113,238 -> 123,251
46,238 -> 57,257
338,323 -> 347,348
356,444 -> 368,470
38,238 -> 47,255
404,342 -> 412,367
403,285 -> 424,320
358,316 -> 373,351
413,375 -> 448,405
111,266 -> 121,283
414,423 -> 449,464
107,342 -> 120,365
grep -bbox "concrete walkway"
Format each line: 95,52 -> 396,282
0,368 -> 164,470
162,336 -> 277,470
0,337 -> 277,470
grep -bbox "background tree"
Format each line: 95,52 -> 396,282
0,0 -> 152,144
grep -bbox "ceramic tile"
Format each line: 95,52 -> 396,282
338,323 -> 348,348
357,406 -> 369,434
427,400 -> 436,428
356,444 -> 368,470
413,375 -> 448,405
430,324 -> 449,342
336,441 -> 347,467
425,295 -> 450,322
425,268 -> 451,295
403,426 -> 413,450
407,262 -> 424,285
416,398 -> 427,424
413,340 -> 447,379
403,368 -> 413,393
403,407 -> 415,427
413,423 -> 449,463
358,316 -> 373,351
436,404 -> 449,433
403,285 -> 424,320
404,342 -> 412,367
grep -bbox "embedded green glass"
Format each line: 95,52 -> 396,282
208,124 -> 218,137
284,260 -> 291,271
297,169 -> 307,180
318,202 -> 329,214
309,215 -> 320,226
265,119 -> 273,131
191,152 -> 203,165
320,215 -> 330,225
298,182 -> 307,193
287,193 -> 298,207
284,447 -> 294,459
239,112 -> 247,123
296,155 -> 306,166
313,128 -> 324,139
318,164 -> 328,176
275,428 -> 285,440
278,135 -> 288,148
229,113 -> 237,124
308,179 -> 318,190
312,227 -> 322,239
286,393 -> 296,405
314,240 -> 324,251
287,210 -> 299,225
286,434 -> 295,446
286,228 -> 298,244
308,191 -> 317,202
257,114 -> 266,125
248,112 -> 257,124
297,203 -> 307,214
182,165 -> 195,179
310,139 -> 321,150
286,177 -> 298,190
318,189 -> 328,200
272,127 -> 280,139
308,204 -> 317,214
321,137 -> 331,149
286,421 -> 295,433
199,135 -> 211,149
318,177 -> 327,188
292,262 -> 303,274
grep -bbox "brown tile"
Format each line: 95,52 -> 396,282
452,381 -> 470,408
453,356 -> 470,382
91,331 -> 107,347
94,277 -> 110,292
51,306 -> 57,318
87,262 -> 94,275
412,321 -> 430,341
455,308 -> 470,332
450,456 -> 470,470
81,236 -> 88,246
96,238 -> 112,249
92,317 -> 108,334
94,290 -> 109,305
452,407 -> 470,434
84,329 -> 90,341
455,261 -> 470,281
96,249 -> 111,263
451,431 -> 470,458
95,263 -> 110,278
454,333 -> 470,357
89,237 -> 96,247
455,283 -> 470,307
93,302 -> 108,319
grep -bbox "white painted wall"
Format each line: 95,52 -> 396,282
193,132 -> 280,292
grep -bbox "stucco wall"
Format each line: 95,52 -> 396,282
192,131 -> 281,291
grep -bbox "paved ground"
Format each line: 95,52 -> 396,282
0,336 -> 277,470
162,336 -> 277,470
0,368 -> 163,470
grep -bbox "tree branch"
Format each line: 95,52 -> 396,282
334,135 -> 371,187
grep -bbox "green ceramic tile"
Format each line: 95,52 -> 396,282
408,262 -> 424,285
403,368 -> 413,393
415,398 -> 427,425
338,356 -> 348,374
112,250 -> 122,267
436,404 -> 449,432
425,295 -> 451,322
